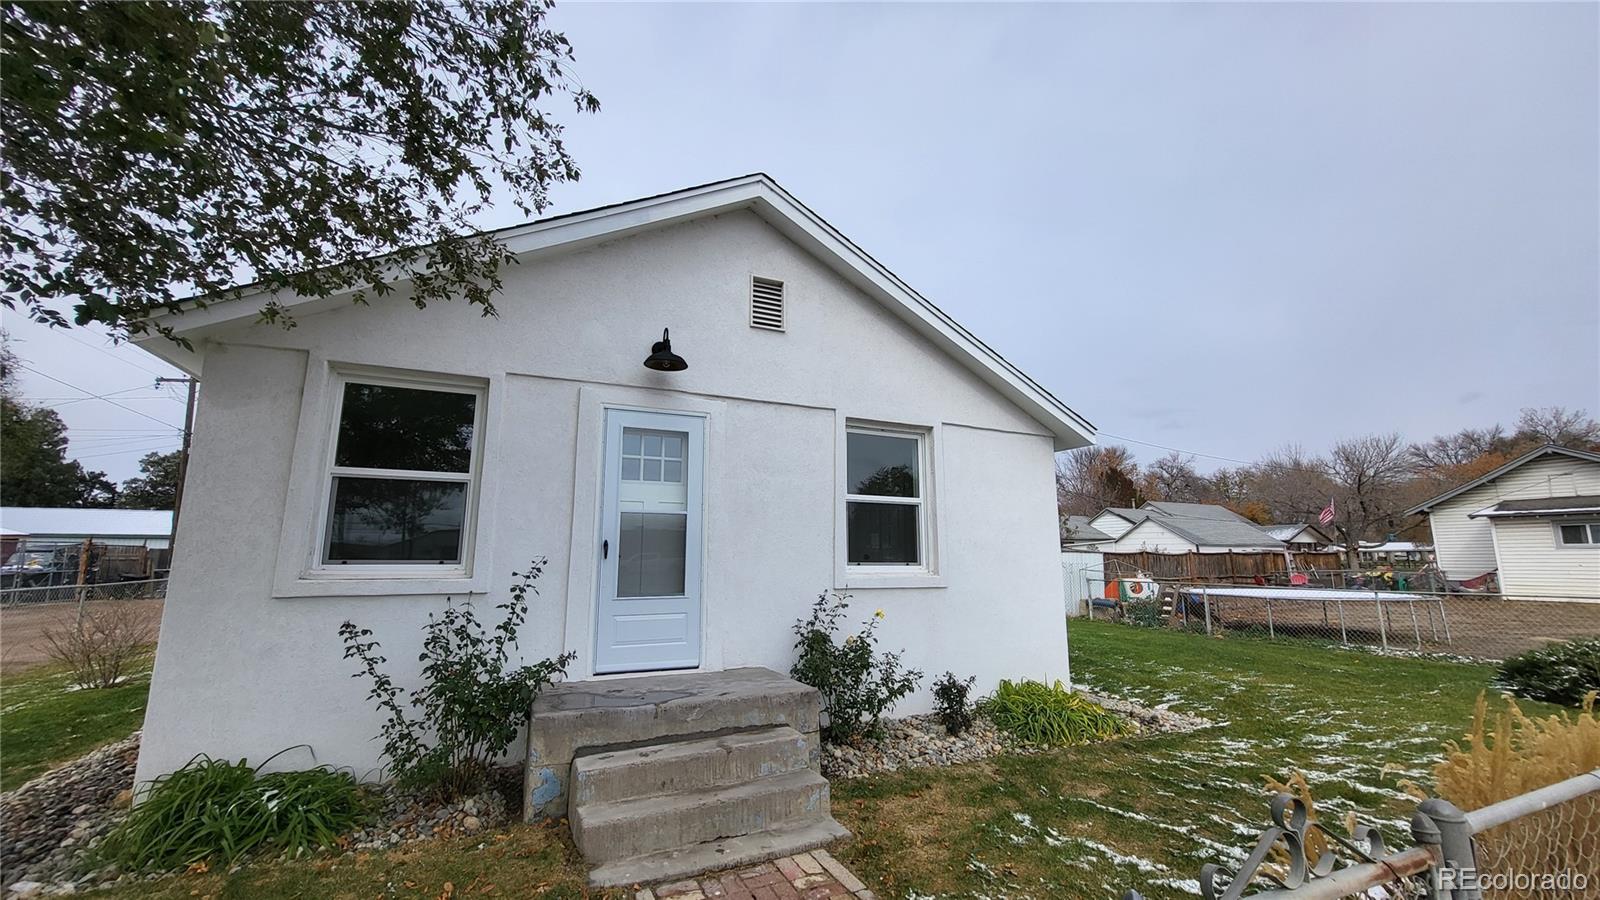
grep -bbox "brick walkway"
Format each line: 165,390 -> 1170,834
638,850 -> 875,900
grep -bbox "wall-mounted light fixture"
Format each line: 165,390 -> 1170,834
642,328 -> 688,372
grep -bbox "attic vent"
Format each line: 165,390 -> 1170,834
749,276 -> 785,331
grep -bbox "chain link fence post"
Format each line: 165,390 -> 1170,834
1416,798 -> 1481,900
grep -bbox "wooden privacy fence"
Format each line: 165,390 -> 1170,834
1103,550 -> 1345,581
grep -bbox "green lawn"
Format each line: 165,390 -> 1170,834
0,658 -> 152,791
27,623 -> 1553,899
828,621 -> 1561,900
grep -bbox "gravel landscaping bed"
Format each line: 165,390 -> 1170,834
823,692 -> 1212,780
0,737 -> 519,898
1,733 -> 138,898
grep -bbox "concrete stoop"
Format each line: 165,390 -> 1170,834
525,667 -> 850,887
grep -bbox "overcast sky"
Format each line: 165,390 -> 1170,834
5,1 -> 1597,486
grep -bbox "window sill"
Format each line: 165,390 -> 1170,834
273,570 -> 488,599
837,570 -> 948,590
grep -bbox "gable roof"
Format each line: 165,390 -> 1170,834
1091,508 -> 1148,526
1,507 -> 173,538
133,174 -> 1094,450
1263,523 -> 1334,544
1405,445 -> 1600,515
1062,516 -> 1113,544
1105,503 -> 1284,550
1141,500 -> 1254,524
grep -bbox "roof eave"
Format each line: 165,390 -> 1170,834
1406,445 -> 1600,515
133,174 -> 1095,450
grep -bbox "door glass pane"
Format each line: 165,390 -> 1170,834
847,501 -> 920,565
335,383 -> 475,472
618,513 -> 686,597
847,432 -> 918,497
326,477 -> 466,563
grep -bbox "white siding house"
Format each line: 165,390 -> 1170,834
1087,508 -> 1142,540
1103,517 -> 1199,553
1408,445 -> 1600,599
1093,501 -> 1283,554
128,175 -> 1096,785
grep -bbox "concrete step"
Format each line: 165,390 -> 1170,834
587,817 -> 851,888
572,769 -> 833,863
570,726 -> 815,808
526,667 -> 823,821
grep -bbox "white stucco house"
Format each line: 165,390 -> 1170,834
1407,445 -> 1600,599
128,174 -> 1095,785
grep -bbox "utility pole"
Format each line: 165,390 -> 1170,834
156,377 -> 198,568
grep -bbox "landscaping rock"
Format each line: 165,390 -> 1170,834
1075,690 -> 1213,734
822,714 -> 1010,779
0,733 -> 140,897
821,692 -> 1210,780
344,766 -> 519,852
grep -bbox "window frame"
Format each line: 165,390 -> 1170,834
1552,520 -> 1600,548
311,369 -> 487,577
842,422 -> 933,577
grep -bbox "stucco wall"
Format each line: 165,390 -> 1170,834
135,210 -> 1072,784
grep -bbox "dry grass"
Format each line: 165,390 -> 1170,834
1406,692 -> 1600,899
1420,691 -> 1600,808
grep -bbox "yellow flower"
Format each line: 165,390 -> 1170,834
874,609 -> 885,619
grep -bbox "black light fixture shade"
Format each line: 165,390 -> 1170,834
643,327 -> 688,372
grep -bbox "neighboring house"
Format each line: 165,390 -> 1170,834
1093,501 -> 1285,554
0,507 -> 173,549
1357,541 -> 1433,565
1060,515 -> 1113,549
1263,523 -> 1336,550
1407,445 -> 1600,599
127,174 -> 1096,787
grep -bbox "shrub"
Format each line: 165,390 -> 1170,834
1403,693 -> 1600,884
1124,598 -> 1164,628
102,750 -> 373,870
1495,638 -> 1600,706
932,672 -> 976,735
978,679 -> 1130,746
341,558 -> 574,800
791,591 -> 922,743
41,602 -> 155,688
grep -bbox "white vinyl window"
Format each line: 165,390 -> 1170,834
845,426 -> 926,568
316,372 -> 484,571
1554,522 -> 1600,547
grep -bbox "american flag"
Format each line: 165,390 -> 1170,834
1319,497 -> 1336,526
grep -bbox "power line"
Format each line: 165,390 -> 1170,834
15,364 -> 182,432
55,329 -> 173,379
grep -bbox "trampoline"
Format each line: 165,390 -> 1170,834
1178,584 -> 1451,648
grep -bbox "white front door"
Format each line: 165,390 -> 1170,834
595,409 -> 704,673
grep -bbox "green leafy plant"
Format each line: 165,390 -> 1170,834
101,748 -> 372,870
978,679 -> 1131,746
932,671 -> 977,735
1495,638 -> 1600,707
791,591 -> 922,743
1124,598 -> 1164,628
341,558 -> 574,800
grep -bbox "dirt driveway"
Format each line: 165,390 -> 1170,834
0,600 -> 165,673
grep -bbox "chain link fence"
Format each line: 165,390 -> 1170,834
0,577 -> 169,608
1070,566 -> 1600,660
1122,769 -> 1600,900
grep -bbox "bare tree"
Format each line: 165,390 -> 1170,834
1245,444 -> 1337,525
1056,445 -> 1143,521
1142,452 -> 1207,502
1513,407 -> 1600,449
1325,433 -> 1414,568
1408,425 -> 1508,475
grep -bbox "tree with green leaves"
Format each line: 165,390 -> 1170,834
2,0 -> 599,342
0,341 -> 118,507
117,450 -> 181,509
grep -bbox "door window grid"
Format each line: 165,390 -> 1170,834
622,429 -> 685,483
